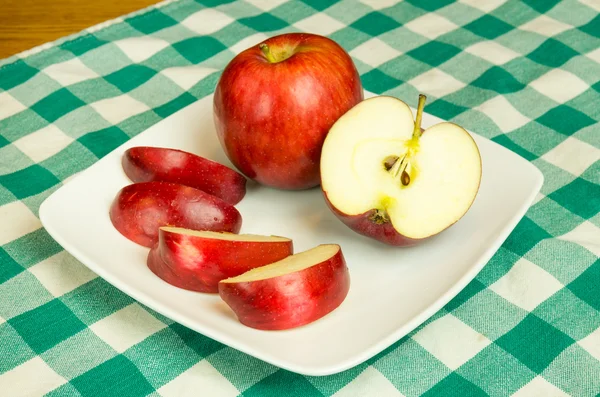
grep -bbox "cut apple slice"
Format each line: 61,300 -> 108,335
320,95 -> 482,246
219,244 -> 350,330
109,182 -> 242,247
150,227 -> 293,293
147,243 -> 194,290
123,147 -> 247,205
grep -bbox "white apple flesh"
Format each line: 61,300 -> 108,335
320,95 -> 482,246
218,244 -> 350,330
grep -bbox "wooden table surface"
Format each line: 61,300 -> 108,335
0,0 -> 159,59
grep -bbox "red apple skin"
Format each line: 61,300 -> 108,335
122,147 -> 247,205
110,182 -> 242,247
148,243 -> 203,291
213,33 -> 363,190
218,247 -> 350,330
158,229 -> 293,293
323,192 -> 421,247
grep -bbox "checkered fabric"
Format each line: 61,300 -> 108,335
1,0 -> 599,395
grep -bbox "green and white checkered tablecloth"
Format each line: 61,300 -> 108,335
1,0 -> 599,395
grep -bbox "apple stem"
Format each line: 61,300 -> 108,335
413,94 -> 427,139
259,43 -> 276,63
386,94 -> 426,187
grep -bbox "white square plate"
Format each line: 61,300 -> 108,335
40,93 -> 543,376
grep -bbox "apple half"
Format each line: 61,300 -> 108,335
320,95 -> 482,246
149,227 -> 293,293
219,244 -> 350,330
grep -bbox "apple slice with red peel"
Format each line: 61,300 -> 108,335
151,227 -> 293,293
147,243 -> 194,289
219,244 -> 350,330
110,181 -> 242,247
320,95 -> 482,246
122,147 -> 247,205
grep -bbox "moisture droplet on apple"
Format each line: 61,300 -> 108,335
320,95 -> 482,247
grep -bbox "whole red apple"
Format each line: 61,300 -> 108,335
213,33 -> 363,190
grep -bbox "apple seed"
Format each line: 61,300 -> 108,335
383,156 -> 399,171
401,170 -> 410,186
